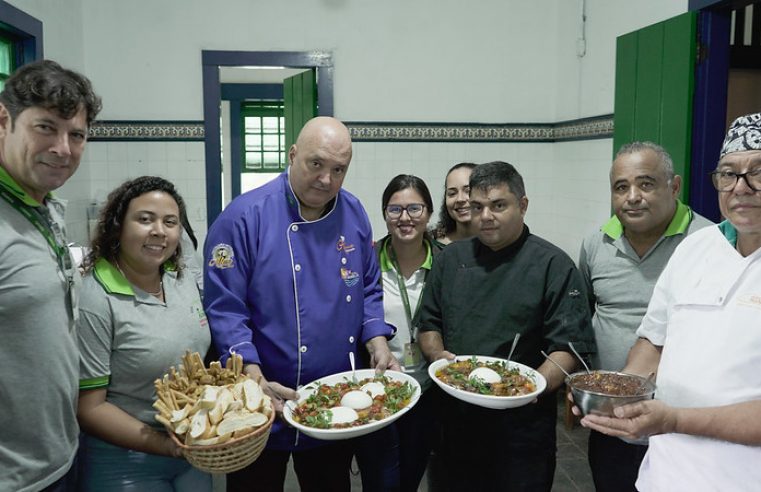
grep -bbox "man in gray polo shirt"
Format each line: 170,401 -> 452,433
0,61 -> 101,492
578,141 -> 712,492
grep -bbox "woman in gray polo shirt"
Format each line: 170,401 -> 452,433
76,176 -> 211,491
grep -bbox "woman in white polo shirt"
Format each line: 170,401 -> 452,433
356,174 -> 442,492
76,176 -> 211,491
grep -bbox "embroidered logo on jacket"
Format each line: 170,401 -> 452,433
337,235 -> 355,253
208,243 -> 235,269
341,267 -> 360,287
192,301 -> 209,326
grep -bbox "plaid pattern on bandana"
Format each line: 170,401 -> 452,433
720,113 -> 761,158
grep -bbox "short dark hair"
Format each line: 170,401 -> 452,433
85,176 -> 189,276
614,141 -> 675,180
434,162 -> 478,237
0,60 -> 102,127
381,174 -> 434,215
470,161 -> 526,199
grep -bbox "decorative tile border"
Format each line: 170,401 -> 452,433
347,114 -> 613,142
89,121 -> 205,141
89,115 -> 613,143
346,123 -> 554,142
553,115 -> 614,142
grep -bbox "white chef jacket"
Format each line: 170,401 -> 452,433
636,222 -> 761,492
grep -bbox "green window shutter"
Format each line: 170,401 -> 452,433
283,69 -> 317,151
0,35 -> 16,91
613,11 -> 697,202
241,101 -> 286,173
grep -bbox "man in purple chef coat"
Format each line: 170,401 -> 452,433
204,116 -> 399,492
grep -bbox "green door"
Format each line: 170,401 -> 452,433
284,69 -> 317,150
613,11 -> 697,202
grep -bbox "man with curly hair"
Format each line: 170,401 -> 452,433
0,60 -> 101,492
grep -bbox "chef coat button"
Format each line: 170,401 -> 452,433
346,295 -> 352,302
349,336 -> 355,343
300,345 -> 308,353
341,257 -> 347,265
294,264 -> 301,272
291,225 -> 299,232
718,296 -> 723,303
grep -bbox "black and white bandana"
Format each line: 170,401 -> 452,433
720,112 -> 761,158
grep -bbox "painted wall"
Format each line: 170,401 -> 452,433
6,0 -> 687,259
76,0 -> 561,122
555,0 -> 690,121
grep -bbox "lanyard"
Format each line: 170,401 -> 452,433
0,181 -> 74,282
386,239 -> 428,342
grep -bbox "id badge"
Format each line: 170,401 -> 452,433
403,342 -> 423,368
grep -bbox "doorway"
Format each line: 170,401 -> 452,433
219,66 -> 318,204
202,50 -> 334,226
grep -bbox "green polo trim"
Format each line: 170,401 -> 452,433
379,237 -> 433,273
79,375 -> 110,390
718,220 -> 737,246
0,165 -> 49,206
93,258 -> 134,296
662,200 -> 692,237
601,200 -> 692,239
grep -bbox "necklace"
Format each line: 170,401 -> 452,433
115,261 -> 163,297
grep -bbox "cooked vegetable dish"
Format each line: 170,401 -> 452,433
570,372 -> 647,397
291,375 -> 415,429
435,357 -> 536,396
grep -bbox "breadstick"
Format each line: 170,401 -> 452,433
155,414 -> 173,429
168,386 -> 179,410
153,399 -> 172,419
171,389 -> 189,404
193,352 -> 207,375
233,353 -> 242,376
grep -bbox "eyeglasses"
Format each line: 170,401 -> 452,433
385,203 -> 426,219
710,168 -> 761,192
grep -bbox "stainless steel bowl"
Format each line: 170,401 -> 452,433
567,370 -> 656,417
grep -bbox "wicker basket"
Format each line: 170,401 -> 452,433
168,410 -> 275,474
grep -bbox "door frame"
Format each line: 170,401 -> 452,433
201,50 -> 334,226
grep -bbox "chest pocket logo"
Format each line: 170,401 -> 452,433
341,267 -> 360,287
337,235 -> 356,253
737,293 -> 761,311
192,301 -> 208,327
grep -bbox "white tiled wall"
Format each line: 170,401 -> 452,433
61,141 -> 209,252
59,138 -> 613,264
545,139 -> 614,261
346,139 -> 614,262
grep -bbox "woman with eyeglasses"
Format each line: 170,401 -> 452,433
355,174 -> 443,492
76,176 -> 211,491
433,162 -> 478,245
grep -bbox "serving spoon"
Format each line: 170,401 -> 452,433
567,341 -> 591,374
640,371 -> 655,392
349,351 -> 357,383
540,350 -> 571,379
506,333 -> 521,365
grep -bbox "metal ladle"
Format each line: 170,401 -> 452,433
541,350 -> 571,379
568,341 -> 591,374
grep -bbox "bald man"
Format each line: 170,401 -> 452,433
204,117 -> 398,491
